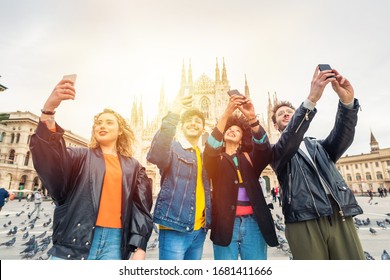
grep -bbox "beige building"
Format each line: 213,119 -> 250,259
336,132 -> 390,194
3,60 -> 386,200
0,111 -> 88,197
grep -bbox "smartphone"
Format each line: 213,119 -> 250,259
63,74 -> 77,83
318,64 -> 335,79
318,64 -> 332,71
227,89 -> 243,96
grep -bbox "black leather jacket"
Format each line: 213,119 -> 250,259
30,121 -> 153,260
271,99 -> 363,224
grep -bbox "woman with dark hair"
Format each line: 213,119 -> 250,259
204,93 -> 278,260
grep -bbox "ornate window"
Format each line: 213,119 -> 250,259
24,151 -> 30,166
376,172 -> 383,180
8,149 -> 15,164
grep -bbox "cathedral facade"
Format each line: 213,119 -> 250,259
129,58 -> 281,197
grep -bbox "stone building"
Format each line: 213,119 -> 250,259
0,111 -> 88,197
336,131 -> 390,194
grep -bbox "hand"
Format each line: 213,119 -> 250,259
237,97 -> 256,120
171,94 -> 193,115
331,69 -> 354,104
307,66 -> 335,103
130,248 -> 146,260
43,78 -> 76,111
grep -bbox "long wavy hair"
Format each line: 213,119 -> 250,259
89,108 -> 135,157
224,114 -> 253,153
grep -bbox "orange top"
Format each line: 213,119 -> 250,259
47,125 -> 123,227
95,154 -> 123,228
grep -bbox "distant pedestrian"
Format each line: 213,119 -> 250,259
271,187 -> 276,202
367,189 -> 373,203
28,189 -> 43,219
0,188 -> 13,212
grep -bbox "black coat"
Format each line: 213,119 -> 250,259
204,127 -> 278,247
30,121 -> 153,259
271,100 -> 363,223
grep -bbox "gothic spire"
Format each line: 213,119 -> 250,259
222,57 -> 228,85
188,59 -> 193,85
215,57 -> 221,84
244,74 -> 250,98
370,130 -> 379,153
180,59 -> 187,87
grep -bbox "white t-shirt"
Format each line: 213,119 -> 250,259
34,192 -> 42,204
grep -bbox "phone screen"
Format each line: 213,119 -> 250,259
318,64 -> 332,71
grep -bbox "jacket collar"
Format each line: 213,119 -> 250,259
178,136 -> 200,150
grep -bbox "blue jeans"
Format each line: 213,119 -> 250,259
50,226 -> 122,260
158,228 -> 207,260
213,215 -> 267,260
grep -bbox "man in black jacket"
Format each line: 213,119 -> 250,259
270,65 -> 364,260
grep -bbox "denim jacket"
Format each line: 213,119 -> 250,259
146,112 -> 212,232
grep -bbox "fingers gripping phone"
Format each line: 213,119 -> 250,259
318,64 -> 335,79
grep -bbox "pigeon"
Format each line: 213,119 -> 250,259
3,223 -> 8,228
277,234 -> 288,245
362,218 -> 370,226
20,240 -> 38,254
22,235 -> 36,246
0,237 -> 16,247
275,220 -> 285,232
40,236 -> 52,245
21,247 -> 39,259
377,221 -> 387,229
6,226 -> 17,235
36,231 -> 47,239
7,220 -> 12,225
147,237 -> 158,250
381,250 -> 390,260
43,218 -> 52,227
20,226 -> 27,232
153,223 -> 159,234
369,227 -> 377,234
22,231 -> 29,240
364,251 -> 375,260
386,213 -> 390,217
16,210 -> 25,217
385,218 -> 390,225
354,217 -> 363,226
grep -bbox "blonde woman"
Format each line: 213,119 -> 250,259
30,78 -> 153,260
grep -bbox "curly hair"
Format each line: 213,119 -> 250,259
180,108 -> 206,127
224,114 -> 253,153
271,101 -> 295,124
89,108 -> 135,157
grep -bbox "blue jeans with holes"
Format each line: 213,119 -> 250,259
158,228 -> 207,260
213,215 -> 267,260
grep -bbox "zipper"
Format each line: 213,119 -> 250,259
312,147 -> 346,221
295,109 -> 310,133
296,157 -> 321,217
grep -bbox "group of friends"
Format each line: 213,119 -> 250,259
28,65 -> 365,260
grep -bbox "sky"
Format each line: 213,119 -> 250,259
1,0 -> 390,156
